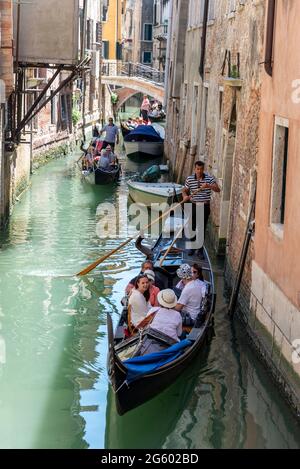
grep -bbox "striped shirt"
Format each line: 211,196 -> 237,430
185,173 -> 216,203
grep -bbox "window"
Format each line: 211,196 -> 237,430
102,40 -> 109,59
188,0 -> 215,28
188,0 -> 203,27
199,84 -> 209,154
153,0 -> 159,25
60,94 -> 68,130
116,42 -> 122,60
181,83 -> 188,131
143,51 -> 152,64
51,92 -> 57,125
271,117 -> 289,230
228,0 -> 236,13
209,0 -> 216,20
96,22 -> 101,44
102,5 -> 108,22
191,85 -> 199,147
144,24 -> 153,41
86,19 -> 93,50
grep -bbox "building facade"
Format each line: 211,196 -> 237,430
0,0 -> 14,226
122,0 -> 134,63
165,0 -> 300,413
131,0 -> 154,67
153,0 -> 170,71
250,0 -> 300,409
102,0 -> 123,62
0,0 -> 105,227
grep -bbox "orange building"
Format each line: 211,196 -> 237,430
102,0 -> 123,61
252,0 -> 300,391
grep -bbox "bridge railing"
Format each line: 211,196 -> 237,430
101,60 -> 165,87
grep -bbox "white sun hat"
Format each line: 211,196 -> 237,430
144,269 -> 155,282
176,264 -> 193,280
157,289 -> 177,309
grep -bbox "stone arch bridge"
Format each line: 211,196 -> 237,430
101,61 -> 165,111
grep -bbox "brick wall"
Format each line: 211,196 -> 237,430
0,0 -> 14,97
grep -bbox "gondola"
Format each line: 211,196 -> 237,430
148,113 -> 166,123
82,164 -> 121,185
107,222 -> 216,415
120,121 -> 134,139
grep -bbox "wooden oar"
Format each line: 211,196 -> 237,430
159,222 -> 186,267
76,187 -> 203,276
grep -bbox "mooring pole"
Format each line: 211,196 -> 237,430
228,187 -> 256,319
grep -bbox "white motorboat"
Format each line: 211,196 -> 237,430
127,181 -> 183,208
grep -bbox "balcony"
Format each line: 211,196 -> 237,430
153,23 -> 168,41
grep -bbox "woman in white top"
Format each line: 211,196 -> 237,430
128,275 -> 151,327
147,289 -> 182,342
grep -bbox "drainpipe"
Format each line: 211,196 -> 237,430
164,0 -> 173,108
264,0 -> 276,77
199,0 -> 209,79
81,0 -> 88,142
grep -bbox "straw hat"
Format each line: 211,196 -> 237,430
157,289 -> 177,309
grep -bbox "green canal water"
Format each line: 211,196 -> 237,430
0,150 -> 299,449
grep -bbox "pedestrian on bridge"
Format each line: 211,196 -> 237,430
140,95 -> 151,121
99,117 -> 119,151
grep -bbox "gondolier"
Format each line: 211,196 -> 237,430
99,117 -> 119,151
183,161 -> 220,256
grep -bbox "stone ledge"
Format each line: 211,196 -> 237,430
223,77 -> 243,88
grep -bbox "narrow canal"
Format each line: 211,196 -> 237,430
0,148 -> 299,449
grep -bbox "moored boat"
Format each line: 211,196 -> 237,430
124,125 -> 164,161
127,181 -> 183,208
82,164 -> 121,185
107,227 -> 216,415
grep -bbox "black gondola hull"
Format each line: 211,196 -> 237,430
83,166 -> 120,185
109,319 -> 214,415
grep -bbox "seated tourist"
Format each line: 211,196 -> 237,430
82,145 -> 94,170
149,108 -> 159,118
175,264 -> 206,322
147,289 -> 182,342
98,146 -> 116,170
128,275 -> 151,327
144,269 -> 160,307
125,260 -> 164,294
192,264 -> 206,288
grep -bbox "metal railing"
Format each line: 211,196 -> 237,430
101,60 -> 165,87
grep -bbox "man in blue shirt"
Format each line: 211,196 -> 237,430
100,117 -> 119,151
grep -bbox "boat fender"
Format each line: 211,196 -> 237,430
141,165 -> 161,182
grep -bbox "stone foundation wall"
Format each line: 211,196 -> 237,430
225,258 -> 300,419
